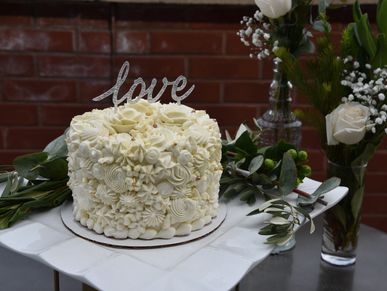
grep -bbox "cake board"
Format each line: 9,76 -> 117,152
60,201 -> 228,249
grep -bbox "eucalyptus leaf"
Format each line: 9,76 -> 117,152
270,216 -> 290,225
222,187 -> 238,199
239,188 -> 256,202
38,158 -> 68,180
259,198 -> 282,211
251,173 -> 272,186
234,131 -> 257,156
263,207 -> 286,213
248,155 -> 264,175
13,152 -> 48,180
220,176 -> 244,185
259,223 -> 291,236
246,194 -> 257,205
279,152 -> 298,196
259,224 -> 275,235
222,183 -> 246,199
298,177 -> 341,206
247,208 -> 263,216
262,187 -> 281,196
235,124 -> 248,141
266,232 -> 293,245
43,132 -> 68,159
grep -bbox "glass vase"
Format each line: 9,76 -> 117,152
256,58 -> 302,148
257,59 -> 302,253
321,160 -> 367,266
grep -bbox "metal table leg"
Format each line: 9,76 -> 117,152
53,270 -> 60,291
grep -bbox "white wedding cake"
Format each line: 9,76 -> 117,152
66,100 -> 222,239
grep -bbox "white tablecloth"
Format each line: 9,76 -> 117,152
0,178 -> 347,291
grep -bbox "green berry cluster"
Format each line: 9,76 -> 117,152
286,149 -> 311,185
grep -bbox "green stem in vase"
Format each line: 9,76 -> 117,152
323,161 -> 367,252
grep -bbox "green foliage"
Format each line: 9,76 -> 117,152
298,177 -> 341,206
221,125 -> 312,206
354,13 -> 376,59
341,23 -> 363,61
275,27 -> 348,149
248,198 -> 315,245
352,0 -> 387,67
13,153 -> 48,180
278,153 -> 298,196
0,131 -> 71,228
269,0 -> 313,56
219,124 -> 334,245
43,133 -> 68,159
377,0 -> 387,36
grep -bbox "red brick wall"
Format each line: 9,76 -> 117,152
0,1 -> 385,232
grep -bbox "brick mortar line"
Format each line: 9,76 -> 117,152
0,26 -> 112,33
0,50 -> 257,58
0,126 -> 67,129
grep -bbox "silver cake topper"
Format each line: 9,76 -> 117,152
93,61 -> 195,108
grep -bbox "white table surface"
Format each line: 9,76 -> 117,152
0,178 -> 348,291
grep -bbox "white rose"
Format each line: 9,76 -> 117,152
255,0 -> 292,19
326,102 -> 370,145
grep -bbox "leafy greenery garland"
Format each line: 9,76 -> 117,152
220,123 -> 340,245
0,134 -> 70,228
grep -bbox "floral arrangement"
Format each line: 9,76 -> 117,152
276,3 -> 387,165
275,0 -> 387,259
236,0 -> 336,147
237,0 -> 336,60
220,123 -> 339,245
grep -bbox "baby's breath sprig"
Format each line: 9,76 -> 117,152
340,57 -> 387,134
237,10 -> 279,60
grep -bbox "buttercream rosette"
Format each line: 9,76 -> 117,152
66,100 -> 222,239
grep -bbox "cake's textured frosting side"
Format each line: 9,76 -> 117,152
66,100 -> 222,239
